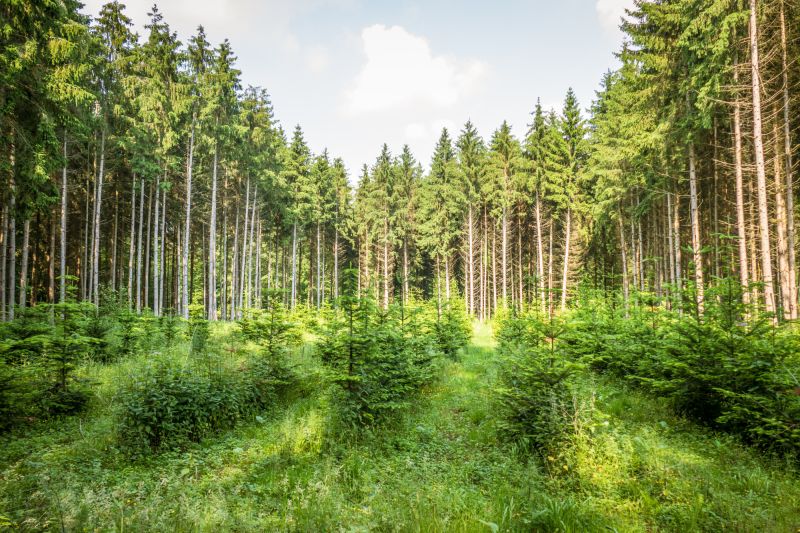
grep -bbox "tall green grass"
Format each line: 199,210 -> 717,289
0,321 -> 797,531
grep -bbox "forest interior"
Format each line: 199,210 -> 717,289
1,0 -> 800,531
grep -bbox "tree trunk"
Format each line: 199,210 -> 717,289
501,206 -> 508,305
560,207 -> 571,311
492,224 -> 498,313
247,191 -> 257,310
18,219 -> 29,309
208,142 -> 219,320
92,129 -> 105,307
48,215 -> 55,304
1,203 -> 7,320
535,191 -> 545,313
60,135 -> 68,304
152,174 -> 160,316
334,228 -> 340,301
547,219 -> 554,317
81,173 -> 89,301
160,187 -> 166,313
619,214 -> 630,311
317,222 -> 322,308
779,0 -> 797,318
127,175 -> 136,308
733,53 -> 750,305
291,221 -> 298,308
750,0 -> 777,316
773,119 -> 792,317
231,199 -> 239,320
183,122 -> 194,319
7,198 -> 14,320
688,142 -> 704,315
111,190 -> 119,293
467,205 -> 474,314
383,220 -> 389,308
136,179 -> 144,313
673,189 -> 683,297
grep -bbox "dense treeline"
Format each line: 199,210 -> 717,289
1,0 -> 799,323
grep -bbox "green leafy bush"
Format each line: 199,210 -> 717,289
562,282 -> 800,457
317,274 -> 440,428
237,289 -> 302,357
430,299 -> 471,361
495,314 -> 590,457
115,353 -> 295,456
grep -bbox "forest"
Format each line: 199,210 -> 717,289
0,0 -> 799,531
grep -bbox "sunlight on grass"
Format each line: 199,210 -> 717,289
1,322 -> 798,531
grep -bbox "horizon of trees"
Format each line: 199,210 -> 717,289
1,0 -> 798,322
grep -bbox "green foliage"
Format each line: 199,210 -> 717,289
188,304 -> 209,357
115,352 -> 295,456
317,273 -> 440,428
238,290 -> 302,359
430,299 -> 471,361
494,313 -> 591,458
563,284 -> 800,457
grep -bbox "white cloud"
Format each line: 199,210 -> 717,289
305,46 -> 331,74
342,24 -> 487,115
405,119 -> 456,142
595,0 -> 634,35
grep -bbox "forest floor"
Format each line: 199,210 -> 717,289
1,322 -> 799,531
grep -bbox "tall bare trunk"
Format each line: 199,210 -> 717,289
334,228 -> 340,301
619,214 -> 630,311
750,0 -> 776,316
231,199 -> 239,320
208,143 -> 219,320
383,220 -> 389,308
159,187 -> 166,313
1,203 -> 7,320
467,205 -> 474,314
501,206 -> 508,305
560,207 -> 571,311
290,221 -> 298,308
136,179 -> 144,313
733,53 -> 750,305
127,175 -> 136,308
60,135 -> 68,304
92,129 -> 106,307
152,174 -> 161,316
688,142 -> 704,314
111,190 -> 119,293
672,190 -> 683,298
7,195 -> 14,320
247,191 -> 257,310
18,219 -> 29,309
774,119 -> 792,317
779,0 -> 797,318
81,173 -> 89,301
183,122 -> 194,319
666,192 -> 675,289
49,215 -> 55,304
535,191 -> 545,313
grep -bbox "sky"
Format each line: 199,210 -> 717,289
80,0 -> 634,176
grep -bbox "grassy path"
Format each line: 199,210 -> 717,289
1,323 -> 799,531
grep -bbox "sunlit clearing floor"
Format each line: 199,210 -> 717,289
0,323 -> 798,531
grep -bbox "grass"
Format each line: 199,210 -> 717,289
0,321 -> 798,531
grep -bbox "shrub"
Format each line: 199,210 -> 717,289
317,274 -> 440,428
430,299 -> 471,361
562,281 -> 800,457
188,305 -> 209,357
494,314 -> 589,458
238,289 -> 302,358
115,353 -> 296,456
